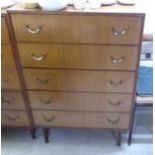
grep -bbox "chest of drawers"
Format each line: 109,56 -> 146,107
1,13 -> 32,129
6,5 -> 145,145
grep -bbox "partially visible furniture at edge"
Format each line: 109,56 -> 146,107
128,36 -> 153,145
1,12 -> 36,139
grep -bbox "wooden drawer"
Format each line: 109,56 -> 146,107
2,92 -> 25,110
1,17 -> 10,44
2,69 -> 21,90
24,69 -> 135,93
18,43 -> 139,70
1,111 -> 29,127
2,45 -> 17,70
11,14 -> 142,44
33,110 -> 130,129
28,91 -> 133,112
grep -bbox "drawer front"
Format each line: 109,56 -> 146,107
24,69 -> 135,93
2,92 -> 25,110
18,43 -> 139,70
33,110 -> 130,129
1,111 -> 29,127
2,45 -> 17,70
1,17 -> 10,44
12,14 -> 142,44
2,69 -> 21,90
29,91 -> 133,112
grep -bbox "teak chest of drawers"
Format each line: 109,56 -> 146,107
1,13 -> 35,138
1,5 -> 145,145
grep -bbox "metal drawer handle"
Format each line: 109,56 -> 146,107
107,118 -> 120,125
109,80 -> 123,86
108,100 -> 121,107
112,27 -> 128,36
40,98 -> 52,105
25,25 -> 42,34
6,115 -> 19,122
111,56 -> 125,64
36,78 -> 49,84
31,53 -> 46,61
2,97 -> 13,105
43,116 -> 55,122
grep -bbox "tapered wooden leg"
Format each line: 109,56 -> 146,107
128,104 -> 136,145
128,130 -> 132,145
30,128 -> 36,139
44,128 -> 49,143
117,131 -> 122,146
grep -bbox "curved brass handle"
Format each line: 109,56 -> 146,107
25,25 -> 42,34
43,116 -> 55,122
31,53 -> 46,61
111,56 -> 125,64
2,97 -> 13,105
108,100 -> 121,107
6,115 -> 19,122
109,80 -> 123,86
112,27 -> 128,36
40,98 -> 51,105
107,117 -> 120,124
36,78 -> 49,84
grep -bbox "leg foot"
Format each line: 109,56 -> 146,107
117,131 -> 122,146
44,128 -> 49,143
30,128 -> 36,139
128,130 -> 132,145
128,103 -> 136,145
